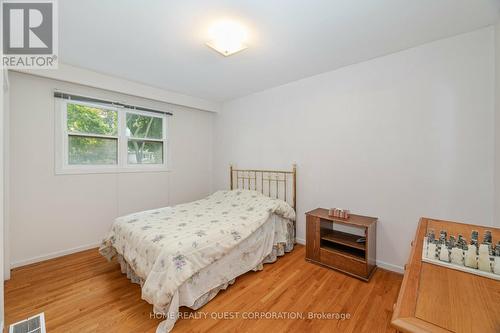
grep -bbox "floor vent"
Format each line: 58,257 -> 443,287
9,313 -> 46,333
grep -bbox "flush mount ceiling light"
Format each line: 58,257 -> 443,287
206,20 -> 248,56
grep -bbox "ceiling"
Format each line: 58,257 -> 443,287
59,0 -> 500,102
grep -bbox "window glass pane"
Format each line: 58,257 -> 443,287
68,136 -> 118,165
127,140 -> 163,164
67,103 -> 118,136
126,113 -> 163,139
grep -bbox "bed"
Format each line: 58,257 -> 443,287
99,165 -> 297,333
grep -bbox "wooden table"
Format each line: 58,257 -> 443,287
392,217 -> 500,333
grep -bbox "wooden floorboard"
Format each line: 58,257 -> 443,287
5,245 -> 402,332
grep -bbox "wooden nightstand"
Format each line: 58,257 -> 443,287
305,208 -> 377,281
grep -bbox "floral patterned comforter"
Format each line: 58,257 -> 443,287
99,190 -> 295,313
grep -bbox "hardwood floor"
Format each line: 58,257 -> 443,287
5,245 -> 402,332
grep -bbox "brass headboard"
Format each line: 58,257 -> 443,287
230,165 -> 297,210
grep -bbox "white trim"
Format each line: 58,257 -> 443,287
10,242 -> 100,268
68,132 -> 119,139
13,63 -> 221,112
296,237 -> 305,245
376,260 -> 404,274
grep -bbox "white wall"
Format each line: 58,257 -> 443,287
9,72 -> 214,267
213,27 -> 495,271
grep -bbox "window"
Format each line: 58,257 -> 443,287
126,113 -> 164,165
67,103 -> 119,165
56,99 -> 169,174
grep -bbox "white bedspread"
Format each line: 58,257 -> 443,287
100,190 -> 295,331
157,214 -> 293,332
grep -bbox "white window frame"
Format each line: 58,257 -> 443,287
55,99 -> 170,175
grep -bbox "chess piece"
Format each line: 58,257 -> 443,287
439,238 -> 450,262
483,230 -> 492,245
425,229 -> 435,256
494,242 -> 500,275
465,243 -> 478,269
427,229 -> 435,243
471,230 -> 479,247
456,235 -> 466,252
439,249 -> 450,262
450,246 -> 464,265
458,235 -> 468,250
449,235 -> 456,248
450,236 -> 463,265
439,230 -> 447,243
427,240 -> 437,260
478,244 -> 492,272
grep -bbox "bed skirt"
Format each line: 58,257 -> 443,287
114,240 -> 293,308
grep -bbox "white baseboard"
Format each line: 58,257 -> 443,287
375,260 -> 404,274
10,242 -> 100,269
295,238 -> 404,274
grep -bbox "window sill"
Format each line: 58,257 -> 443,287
55,166 -> 171,175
